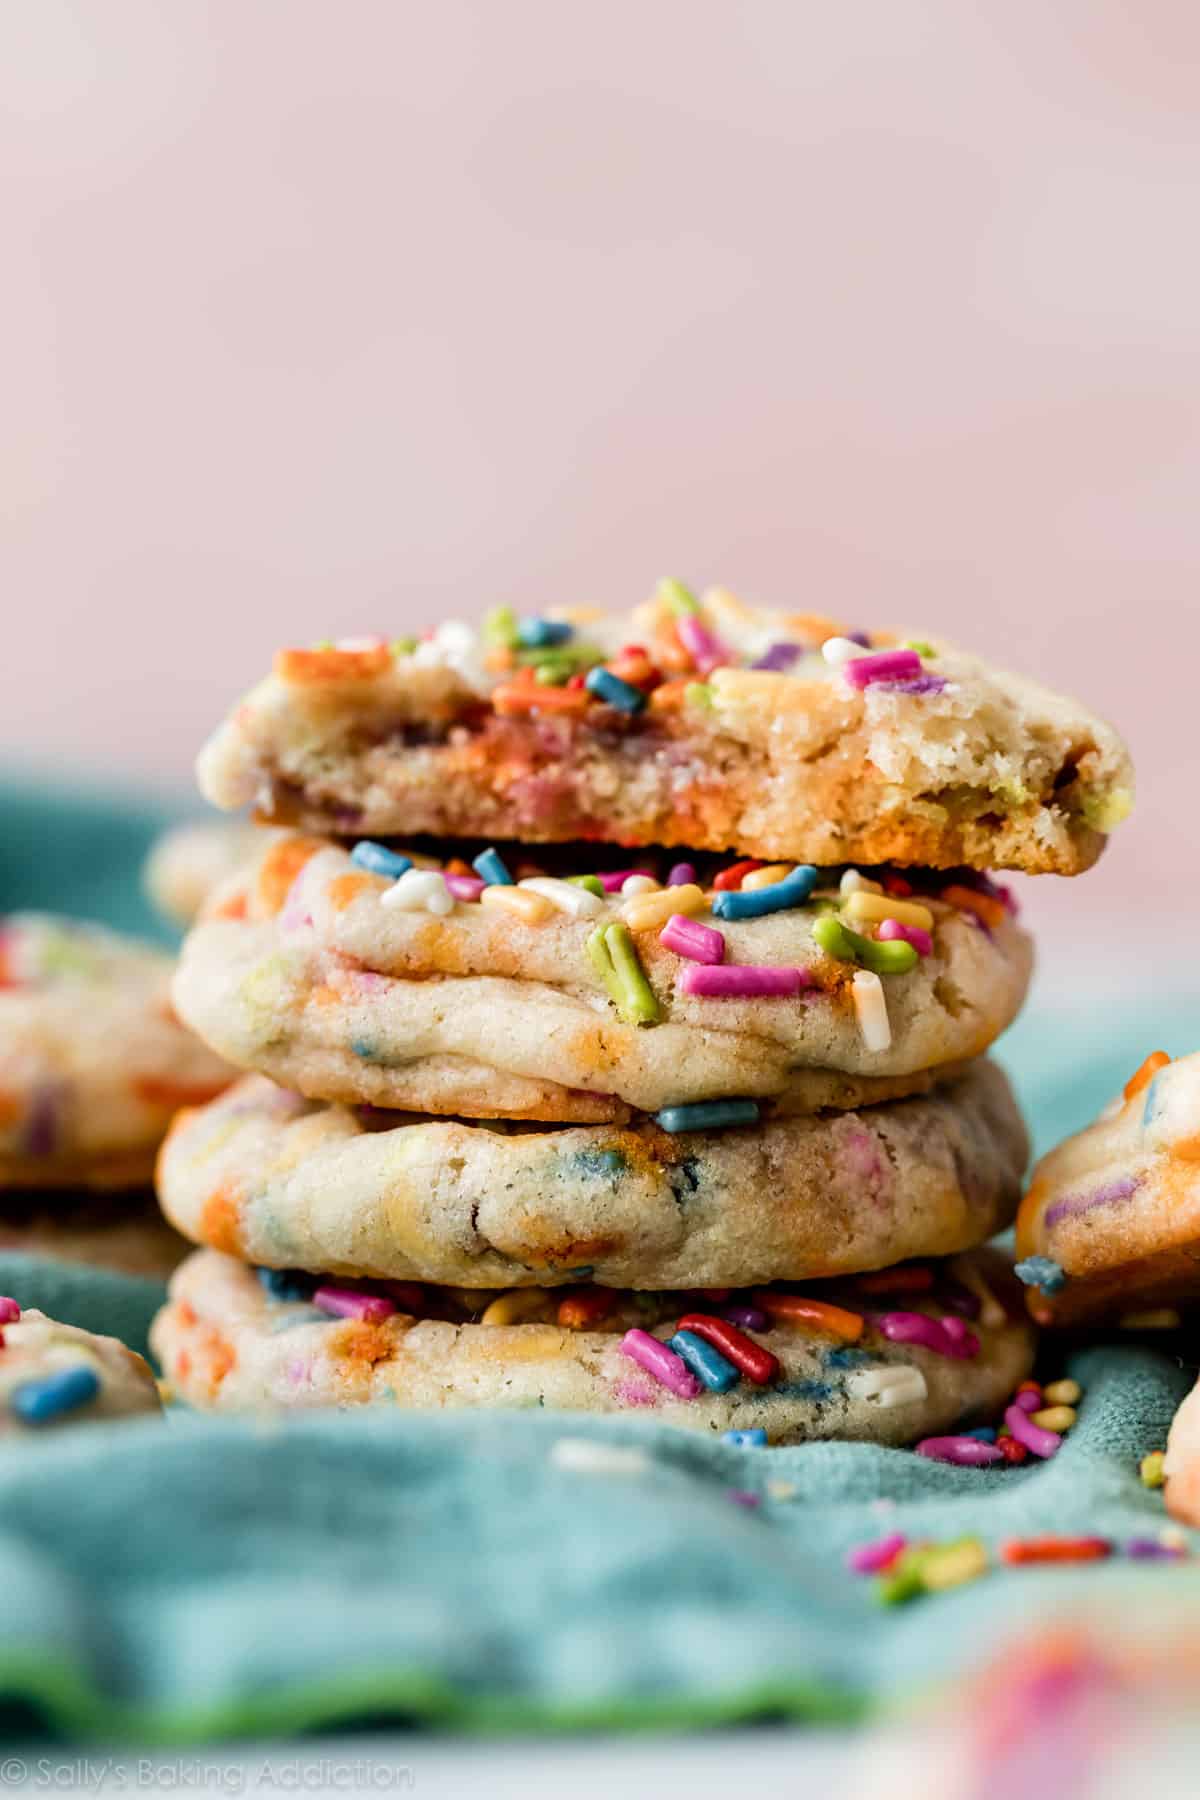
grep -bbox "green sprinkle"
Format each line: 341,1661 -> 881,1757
903,640 -> 936,658
390,636 -> 418,657
515,641 -> 603,672
586,923 -> 661,1025
1141,1450 -> 1166,1489
684,682 -> 713,710
534,661 -> 571,686
657,577 -> 700,616
568,875 -> 605,897
313,639 -> 334,651
482,605 -> 519,648
875,1548 -> 930,1607
812,914 -> 918,976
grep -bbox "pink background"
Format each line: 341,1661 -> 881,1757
3,1 -> 1196,942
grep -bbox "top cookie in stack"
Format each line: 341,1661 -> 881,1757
154,583 -> 1130,1441
196,582 -> 1132,875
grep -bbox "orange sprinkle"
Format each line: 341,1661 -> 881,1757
492,682 -> 591,717
274,644 -> 391,684
445,858 -> 474,878
1000,1537 -> 1111,1566
132,1076 -> 229,1110
1124,1050 -> 1171,1102
556,1288 -> 617,1330
941,885 -> 1008,931
854,1265 -> 934,1294
751,1293 -> 865,1342
208,890 -> 248,922
256,836 -> 325,915
648,678 -> 692,711
200,1184 -> 244,1257
713,860 -> 764,892
327,870 -> 378,912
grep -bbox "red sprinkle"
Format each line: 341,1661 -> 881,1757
676,1313 -> 779,1385
1000,1537 -> 1111,1566
855,1265 -> 935,1295
713,860 -> 763,891
996,1434 -> 1029,1465
0,1298 -> 20,1324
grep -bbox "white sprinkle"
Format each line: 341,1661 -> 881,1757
766,1479 -> 797,1501
550,1438 -> 650,1477
839,869 -> 883,897
518,877 -> 603,918
620,874 -> 659,896
380,869 -> 453,916
847,1366 -> 928,1408
334,634 -> 386,652
821,636 -> 866,667
1160,1524 -> 1188,1550
852,969 -> 891,1052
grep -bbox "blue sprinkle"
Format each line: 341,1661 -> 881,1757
350,841 -> 412,880
825,1347 -> 872,1369
723,1428 -> 768,1447
256,1267 -> 317,1303
1014,1255 -> 1067,1295
11,1365 -> 100,1425
350,1038 -> 377,1062
472,847 -> 514,886
1143,1072 -> 1168,1127
668,1331 -> 740,1393
654,1099 -> 760,1134
965,1427 -> 997,1442
711,866 -> 819,920
517,617 -> 573,648
571,1147 -> 627,1179
584,667 -> 646,713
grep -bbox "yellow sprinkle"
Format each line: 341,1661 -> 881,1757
479,1290 -> 555,1327
1120,1308 -> 1181,1330
1042,1378 -> 1081,1406
839,869 -> 884,896
1141,1451 -> 1166,1489
741,864 -> 793,891
156,1379 -> 176,1406
480,886 -> 555,925
843,890 -> 934,932
851,969 -> 891,1053
622,884 -> 706,930
1031,1405 -> 1077,1432
481,1325 -> 569,1361
765,1479 -> 797,1501
918,1538 -> 989,1593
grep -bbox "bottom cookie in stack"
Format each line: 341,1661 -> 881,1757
151,1061 -> 1035,1442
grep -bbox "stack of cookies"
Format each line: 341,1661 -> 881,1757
152,582 -> 1133,1445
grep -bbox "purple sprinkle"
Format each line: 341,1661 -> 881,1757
842,649 -> 922,690
728,1489 -> 761,1509
597,869 -> 649,893
444,874 -> 486,901
313,1286 -> 397,1324
878,1311 -> 979,1360
721,1304 -> 769,1331
846,631 -> 872,647
1015,1388 -> 1042,1414
22,1084 -> 61,1158
750,642 -> 803,673
1125,1538 -> 1187,1560
846,1531 -> 907,1574
1045,1177 -> 1140,1230
915,1435 -> 1005,1467
1005,1403 -> 1061,1460
873,674 -> 948,697
666,863 -> 697,887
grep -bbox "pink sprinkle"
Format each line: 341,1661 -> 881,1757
660,914 -> 725,964
1015,1388 -> 1042,1414
915,1436 -> 1005,1467
676,614 -> 730,675
667,863 -> 697,887
842,650 -> 922,690
620,1328 -> 703,1399
1005,1403 -> 1062,1460
598,869 -> 648,893
679,965 -> 812,998
878,1312 -> 980,1360
846,1532 -> 908,1574
279,868 -> 314,932
729,1489 -> 761,1509
877,918 -> 933,957
0,1298 -> 19,1324
313,1286 -> 396,1324
444,874 -> 485,901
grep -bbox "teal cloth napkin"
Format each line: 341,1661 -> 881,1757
1,768 -> 1199,1741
